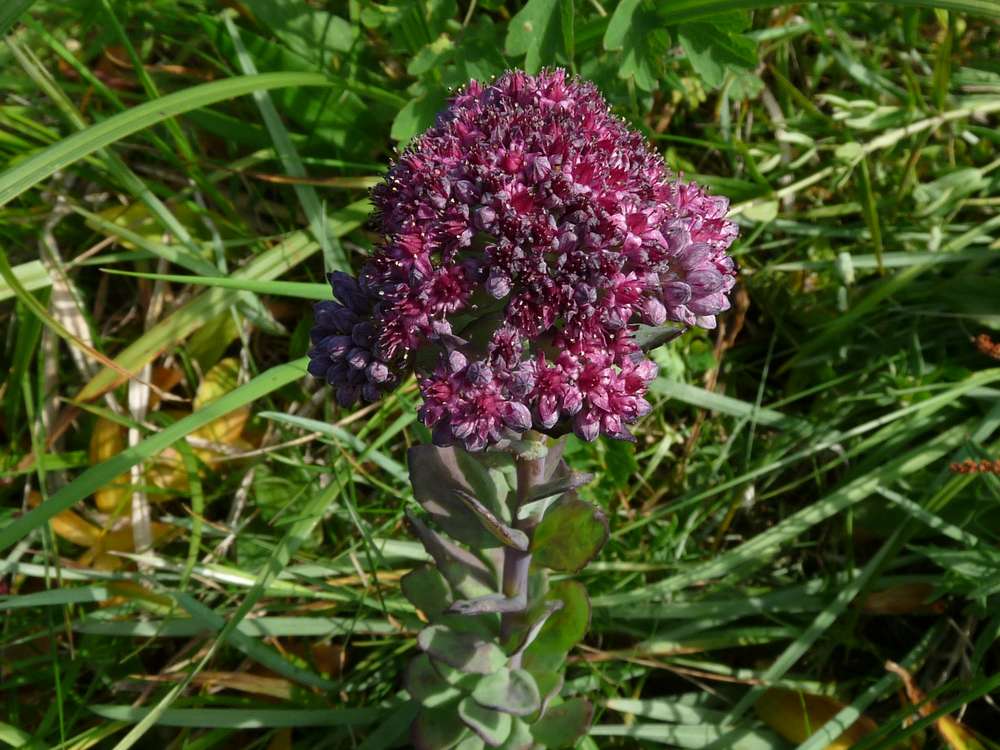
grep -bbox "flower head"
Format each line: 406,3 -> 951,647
308,69 -> 738,450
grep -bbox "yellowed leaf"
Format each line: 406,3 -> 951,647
755,688 -> 877,749
267,729 -> 293,750
192,357 -> 249,447
89,417 -> 131,513
886,662 -> 989,750
858,583 -> 943,615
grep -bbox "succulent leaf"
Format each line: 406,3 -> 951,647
530,496 -> 609,572
523,581 -> 591,672
418,625 -> 507,675
407,654 -> 463,708
471,668 -> 541,717
412,703 -> 468,750
497,718 -> 534,750
401,565 -> 453,619
459,697 -> 514,747
409,445 -> 512,547
524,471 -> 594,503
406,511 -> 496,597
529,698 -> 593,749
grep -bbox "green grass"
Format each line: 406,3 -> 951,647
1,1 -> 999,748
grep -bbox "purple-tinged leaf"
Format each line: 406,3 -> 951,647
471,669 -> 541,717
525,471 -> 594,503
455,489 -> 528,550
458,697 -> 512,747
409,445 -> 510,548
406,654 -> 462,708
448,594 -> 527,616
401,565 -> 452,619
530,496 -> 609,573
523,581 -> 591,673
530,698 -> 593,748
405,511 -> 496,597
412,703 -> 467,750
418,625 -> 506,675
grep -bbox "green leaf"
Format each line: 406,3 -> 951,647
678,22 -> 757,89
418,625 -> 507,675
413,704 -> 468,750
523,581 -> 591,672
504,0 -> 570,73
0,72 -> 329,208
392,87 -> 449,143
471,669 -> 541,717
242,0 -> 356,60
530,698 -> 593,748
458,697 -> 513,747
602,0 -> 668,91
407,655 -> 463,708
401,565 -> 453,619
531,496 -> 609,572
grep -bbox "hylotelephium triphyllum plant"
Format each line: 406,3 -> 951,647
307,70 -> 738,749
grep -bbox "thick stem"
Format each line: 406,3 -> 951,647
501,434 -> 546,667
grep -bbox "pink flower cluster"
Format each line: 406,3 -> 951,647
308,69 -> 737,451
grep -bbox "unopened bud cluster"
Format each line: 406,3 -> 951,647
309,69 -> 737,450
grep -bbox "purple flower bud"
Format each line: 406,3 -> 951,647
466,361 -> 493,386
454,180 -> 477,204
500,401 -> 532,432
641,297 -> 667,326
346,347 -> 371,370
336,385 -> 360,407
447,349 -> 468,373
352,321 -> 375,348
574,283 -> 597,306
574,412 -> 600,442
366,360 -> 391,384
328,271 -> 371,314
474,206 -> 496,231
485,273 -> 512,299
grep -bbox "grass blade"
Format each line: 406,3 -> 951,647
0,72 -> 329,208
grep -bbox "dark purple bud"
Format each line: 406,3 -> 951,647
352,321 -> 376,348
362,383 -> 381,403
336,385 -> 360,407
328,271 -> 371,313
453,180 -> 477,204
306,357 -> 329,377
347,347 -> 370,370
536,399 -> 559,429
662,281 -> 692,306
562,387 -> 583,415
528,154 -> 552,181
466,361 -> 493,386
324,335 -> 353,358
574,283 -> 597,306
